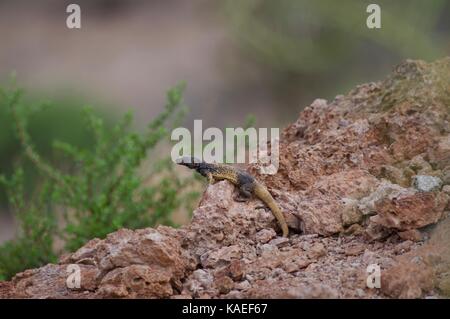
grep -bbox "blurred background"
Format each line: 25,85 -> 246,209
0,0 -> 449,243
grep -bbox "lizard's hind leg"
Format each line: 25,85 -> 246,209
234,182 -> 253,202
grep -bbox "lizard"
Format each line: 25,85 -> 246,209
176,156 -> 289,237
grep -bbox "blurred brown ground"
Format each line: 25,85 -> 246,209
0,1 -> 285,128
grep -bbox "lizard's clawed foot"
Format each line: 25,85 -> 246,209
206,172 -> 216,184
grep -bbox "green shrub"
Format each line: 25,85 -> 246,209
0,169 -> 57,279
0,82 -> 199,279
0,87 -> 114,207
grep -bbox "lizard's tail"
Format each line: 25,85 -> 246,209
254,182 -> 289,237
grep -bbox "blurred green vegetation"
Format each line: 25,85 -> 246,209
0,169 -> 57,279
222,0 -> 449,110
0,82 -> 199,279
0,87 -> 114,206
224,0 -> 447,73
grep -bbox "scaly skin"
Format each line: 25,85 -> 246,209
177,157 -> 289,237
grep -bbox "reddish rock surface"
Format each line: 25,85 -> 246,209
1,57 -> 449,299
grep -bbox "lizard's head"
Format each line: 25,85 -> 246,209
175,156 -> 203,169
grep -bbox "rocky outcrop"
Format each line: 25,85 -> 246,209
250,58 -> 450,239
1,57 -> 449,299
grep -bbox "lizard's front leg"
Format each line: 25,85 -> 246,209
206,172 -> 216,184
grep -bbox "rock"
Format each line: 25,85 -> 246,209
428,135 -> 450,170
2,57 -> 450,299
192,269 -> 213,289
362,250 -> 379,265
7,227 -> 190,299
215,275 -> 234,294
443,185 -> 450,195
380,165 -> 411,187
442,170 -> 450,185
413,175 -> 443,192
214,260 -> 245,281
297,257 -> 312,269
283,262 -> 299,273
345,244 -> 366,256
8,264 -> 98,298
437,273 -> 450,296
285,284 -> 339,299
98,264 -> 174,298
408,156 -> 434,175
258,244 -> 278,257
201,244 -> 242,268
307,243 -> 327,259
358,181 -> 408,216
341,198 -> 362,227
0,282 -> 13,298
255,229 -> 276,244
394,240 -> 413,254
381,254 -> 435,298
343,223 -> 365,235
398,230 -> 423,242
290,170 -> 379,236
355,288 -> 365,298
364,223 -> 392,241
372,191 -> 448,230
235,280 -> 251,291
268,237 -> 290,247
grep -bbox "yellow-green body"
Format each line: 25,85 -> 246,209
177,158 -> 289,237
